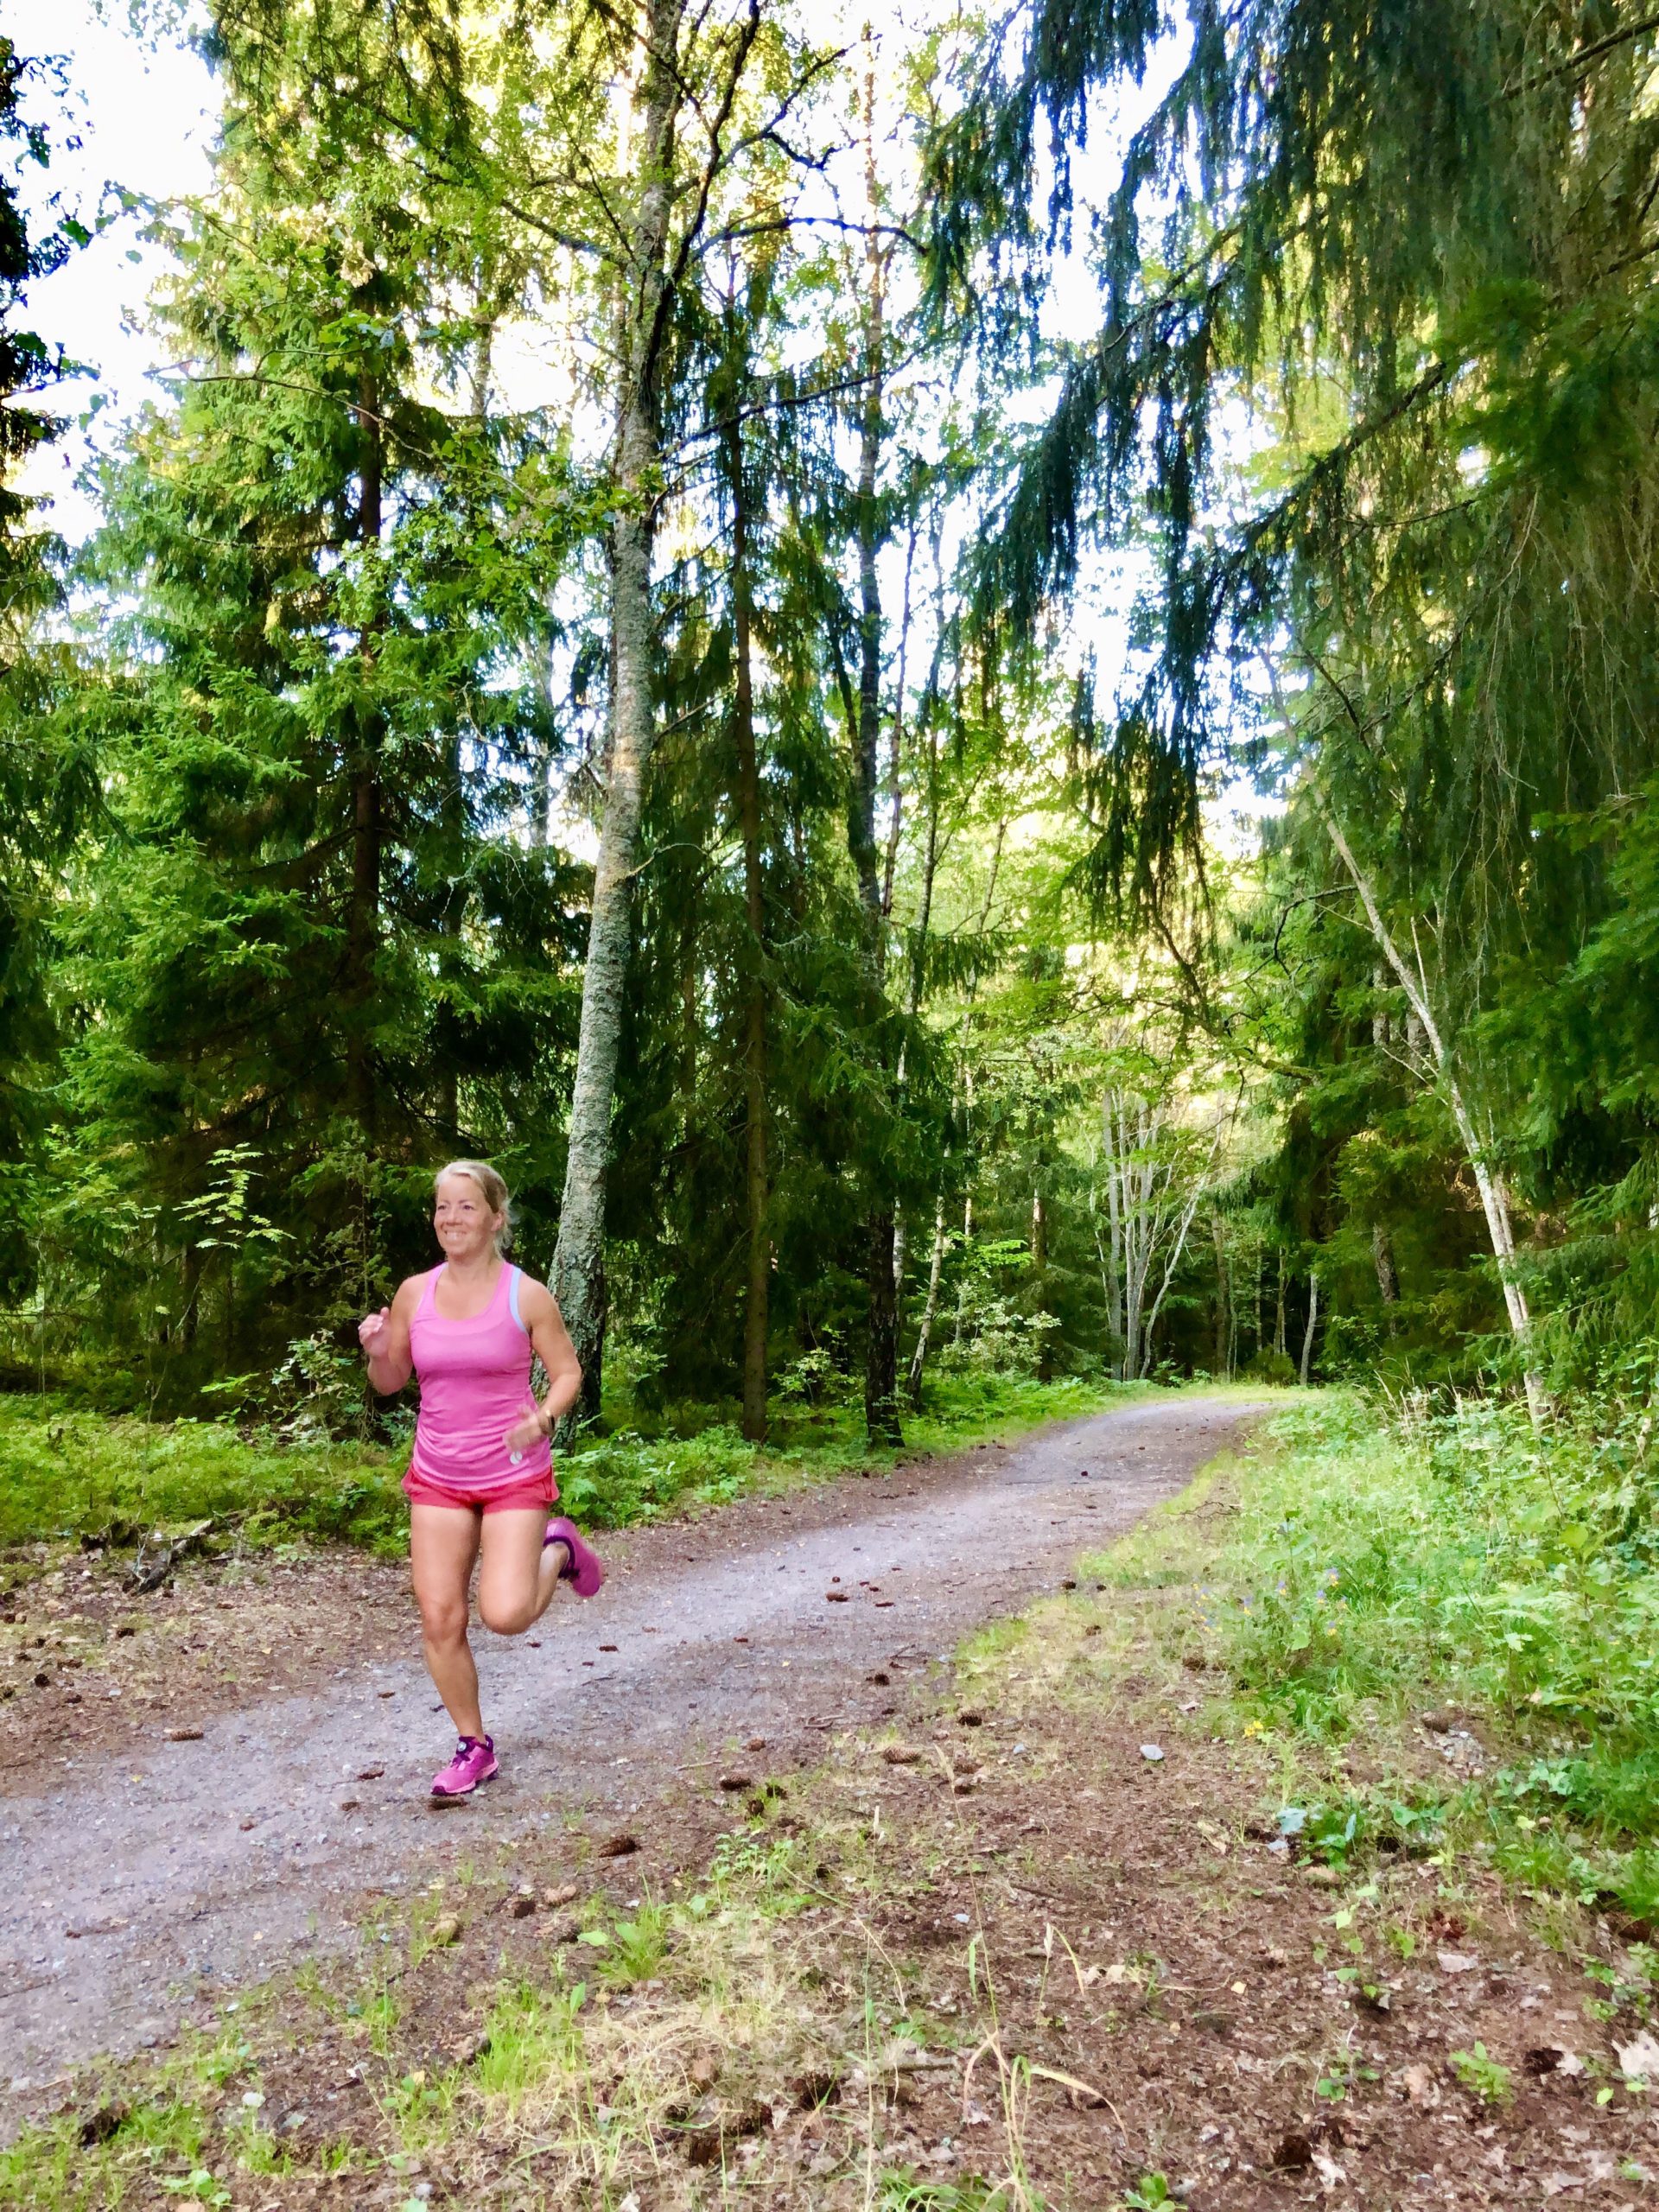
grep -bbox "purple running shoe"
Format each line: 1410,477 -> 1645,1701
544,1516 -> 605,1597
430,1733 -> 498,1799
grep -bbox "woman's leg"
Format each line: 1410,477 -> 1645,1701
475,1509 -> 569,1637
410,1503 -> 486,1738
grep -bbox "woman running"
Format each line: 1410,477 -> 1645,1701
358,1160 -> 603,1799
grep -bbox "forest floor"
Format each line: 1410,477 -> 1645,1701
5,1392 -> 1658,2210
0,1394 -> 1254,2090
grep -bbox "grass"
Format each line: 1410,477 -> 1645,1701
0,1831 -> 864,2209
10,1378 -> 1659,2206
1090,1382 -> 1659,1924
0,1369 -> 1150,1558
0,1807 -> 1295,2211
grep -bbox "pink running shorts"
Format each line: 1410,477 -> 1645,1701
402,1465 -> 557,1514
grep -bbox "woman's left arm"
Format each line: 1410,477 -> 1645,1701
505,1277 -> 583,1450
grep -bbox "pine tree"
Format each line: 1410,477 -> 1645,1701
0,35 -> 95,1298
53,52 -> 584,1390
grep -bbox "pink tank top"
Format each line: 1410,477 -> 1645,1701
409,1263 -> 553,1492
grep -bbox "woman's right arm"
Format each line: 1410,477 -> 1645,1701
359,1276 -> 419,1396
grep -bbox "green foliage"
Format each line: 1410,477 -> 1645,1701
877,2177 -> 1012,2211
595,1903 -> 672,1987
919,0 -> 1659,1416
0,31 -> 67,543
1196,1388 -> 1659,1915
0,1369 -> 1133,1556
0,35 -> 98,1300
1449,2043 -> 1515,2107
0,1395 -> 406,1554
556,1423 -> 758,1525
1117,2177 -> 1173,2210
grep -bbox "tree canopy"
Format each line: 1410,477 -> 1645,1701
3,0 -> 1658,1438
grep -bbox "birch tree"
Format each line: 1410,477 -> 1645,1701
537,0 -> 754,1415
1090,1052 -> 1224,1381
1318,798 -> 1546,1424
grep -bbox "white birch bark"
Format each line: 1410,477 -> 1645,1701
552,0 -> 762,1413
1094,1084 -> 1217,1380
1300,1267 -> 1320,1385
1319,802 -> 1545,1424
552,0 -> 682,1405
906,1192 -> 947,1408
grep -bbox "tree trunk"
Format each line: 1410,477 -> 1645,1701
865,1210 -> 900,1442
181,1242 -> 202,1352
678,905 -> 698,1109
954,1141 -> 975,1351
1093,1188 -> 1124,1379
880,518 -> 918,920
948,833 -> 1001,1362
433,309 -> 499,1139
345,368 -> 384,1135
1211,1212 -> 1230,1378
892,678 -> 942,1304
848,83 -> 886,946
1097,1083 -> 1215,1381
1103,1120 -> 1125,1376
1274,1249 -> 1287,1359
1136,1175 -> 1207,1379
552,0 -> 682,1427
1032,1182 -> 1052,1382
726,411 -> 770,1443
438,730 -> 465,1139
1372,1221 -> 1399,1313
907,1192 -> 947,1409
1300,1267 -> 1320,1385
1319,802 -> 1544,1424
530,617 -> 557,850
849,52 -> 899,1446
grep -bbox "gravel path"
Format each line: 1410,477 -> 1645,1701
0,1395 -> 1262,2091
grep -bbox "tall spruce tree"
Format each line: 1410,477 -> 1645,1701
929,1 -> 1659,1387
52,48 -> 587,1391
0,34 -> 95,1299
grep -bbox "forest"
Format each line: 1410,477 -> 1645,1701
4,0 -> 1659,1448
11,6 -> 1659,2206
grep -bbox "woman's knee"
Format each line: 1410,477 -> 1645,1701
478,1592 -> 534,1637
418,1595 -> 470,1647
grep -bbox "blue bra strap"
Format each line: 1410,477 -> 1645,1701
509,1266 -> 525,1333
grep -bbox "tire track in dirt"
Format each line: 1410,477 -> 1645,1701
0,1395 -> 1263,2090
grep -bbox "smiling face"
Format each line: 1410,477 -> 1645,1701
433,1170 -> 504,1265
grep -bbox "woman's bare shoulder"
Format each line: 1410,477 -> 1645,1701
392,1270 -> 432,1311
514,1271 -> 559,1321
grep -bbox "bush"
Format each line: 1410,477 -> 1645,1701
557,1423 -> 756,1525
0,1395 -> 408,1553
0,1367 -> 1142,1557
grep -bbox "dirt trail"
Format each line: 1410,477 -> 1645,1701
0,1395 -> 1261,2091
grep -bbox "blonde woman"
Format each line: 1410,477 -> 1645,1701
359,1160 -> 603,1797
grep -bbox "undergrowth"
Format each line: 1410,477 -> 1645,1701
0,1373 -> 1146,1557
1103,1385 -> 1659,1926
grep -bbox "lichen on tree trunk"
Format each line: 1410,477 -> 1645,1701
726,410 -> 770,1442
551,0 -> 684,1427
